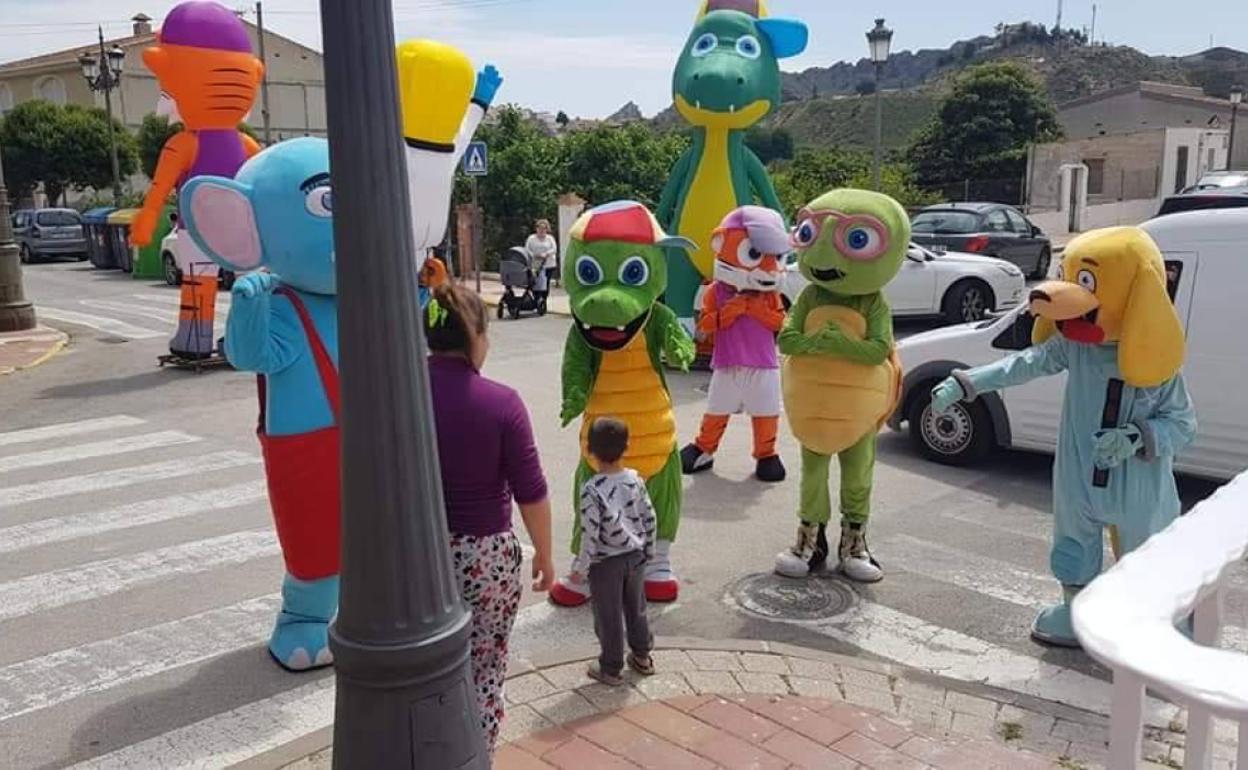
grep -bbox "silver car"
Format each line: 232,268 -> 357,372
13,209 -> 88,263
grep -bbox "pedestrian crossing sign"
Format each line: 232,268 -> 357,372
463,142 -> 488,176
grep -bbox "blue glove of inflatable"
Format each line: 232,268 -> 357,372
1093,426 -> 1143,470
930,377 -> 965,415
233,271 -> 278,300
473,65 -> 503,107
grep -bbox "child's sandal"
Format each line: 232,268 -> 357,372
587,663 -> 624,686
627,653 -> 655,676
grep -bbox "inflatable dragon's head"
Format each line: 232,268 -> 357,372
673,1 -> 808,129
564,201 -> 695,351
791,189 -> 910,297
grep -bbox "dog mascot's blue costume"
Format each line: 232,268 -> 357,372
932,226 -> 1196,648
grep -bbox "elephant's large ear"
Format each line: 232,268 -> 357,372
181,176 -> 264,273
757,19 -> 808,59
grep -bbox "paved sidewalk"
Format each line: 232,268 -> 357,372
271,637 -> 1206,770
0,324 -> 67,375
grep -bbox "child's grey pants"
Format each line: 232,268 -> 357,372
588,550 -> 653,675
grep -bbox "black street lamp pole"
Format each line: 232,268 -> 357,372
0,147 -> 37,332
78,28 -> 125,206
319,1 -> 486,768
866,18 -> 894,192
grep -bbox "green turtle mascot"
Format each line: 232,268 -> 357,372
549,201 -> 697,607
774,190 -> 910,583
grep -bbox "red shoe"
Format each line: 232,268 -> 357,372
645,578 -> 679,603
549,576 -> 591,607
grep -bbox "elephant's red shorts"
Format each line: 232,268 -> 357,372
259,424 -> 340,581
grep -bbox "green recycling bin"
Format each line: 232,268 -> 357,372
132,204 -> 175,280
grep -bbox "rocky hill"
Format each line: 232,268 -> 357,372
632,24 -> 1248,154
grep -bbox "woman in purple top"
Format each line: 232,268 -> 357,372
423,283 -> 554,752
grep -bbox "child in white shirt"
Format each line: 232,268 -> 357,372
579,416 -> 657,685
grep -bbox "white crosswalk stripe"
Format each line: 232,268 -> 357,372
0,412 -> 1236,766
0,530 -> 279,622
0,480 -> 267,555
0,450 -> 258,508
34,307 -> 165,340
0,416 -> 146,448
0,430 -> 201,474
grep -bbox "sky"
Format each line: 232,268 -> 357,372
0,0 -> 1244,118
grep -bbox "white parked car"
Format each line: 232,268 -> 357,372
890,207 -> 1248,482
779,243 -> 1026,325
160,227 -> 236,289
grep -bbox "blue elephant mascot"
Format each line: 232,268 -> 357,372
182,137 -> 340,671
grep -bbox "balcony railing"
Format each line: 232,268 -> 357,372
1073,470 -> 1248,769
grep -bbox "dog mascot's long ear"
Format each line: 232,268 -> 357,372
1119,231 -> 1185,387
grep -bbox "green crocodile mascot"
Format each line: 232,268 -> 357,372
548,201 -> 697,608
656,0 -> 808,336
774,189 -> 910,583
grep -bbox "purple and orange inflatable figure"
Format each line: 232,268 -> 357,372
131,1 -> 263,360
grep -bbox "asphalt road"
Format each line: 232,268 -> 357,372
0,260 -> 1232,768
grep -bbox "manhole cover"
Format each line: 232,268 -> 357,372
97,336 -> 129,344
727,572 -> 857,621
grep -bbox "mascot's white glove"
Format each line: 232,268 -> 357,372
1092,426 -> 1143,470
930,377 -> 965,415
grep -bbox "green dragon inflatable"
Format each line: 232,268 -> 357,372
657,0 -> 808,333
548,201 -> 697,607
773,189 -> 910,584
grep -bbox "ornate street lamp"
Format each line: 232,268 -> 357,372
78,29 -> 126,206
0,145 -> 36,332
1229,85 -> 1243,171
867,18 -> 894,191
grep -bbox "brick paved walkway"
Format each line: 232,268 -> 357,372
497,692 -> 1056,769
277,639 -> 1210,769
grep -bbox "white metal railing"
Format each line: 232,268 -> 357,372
1073,470 -> 1248,770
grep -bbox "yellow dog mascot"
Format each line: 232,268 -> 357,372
932,226 -> 1196,648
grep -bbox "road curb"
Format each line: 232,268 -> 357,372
240,634 -> 1153,770
0,325 -> 68,375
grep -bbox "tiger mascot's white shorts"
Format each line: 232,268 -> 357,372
706,366 -> 781,417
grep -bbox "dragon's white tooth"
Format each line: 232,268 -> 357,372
729,103 -> 736,113
616,326 -> 625,332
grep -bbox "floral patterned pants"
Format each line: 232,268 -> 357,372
450,530 -> 523,752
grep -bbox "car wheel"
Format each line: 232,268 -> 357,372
1031,247 -> 1052,280
507,302 -> 521,320
942,280 -> 994,324
163,253 -> 181,286
907,388 -> 993,466
496,301 -> 505,320
19,245 -> 33,264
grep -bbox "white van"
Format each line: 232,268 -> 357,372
890,207 -> 1248,482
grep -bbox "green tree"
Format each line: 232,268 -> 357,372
457,106 -> 565,265
563,122 -> 689,209
907,61 -> 1060,190
0,100 -> 138,205
137,113 -> 179,179
745,126 -> 794,165
0,100 -> 63,204
771,147 -> 868,216
56,105 -> 139,200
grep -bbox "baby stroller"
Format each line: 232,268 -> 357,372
497,246 -> 547,319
